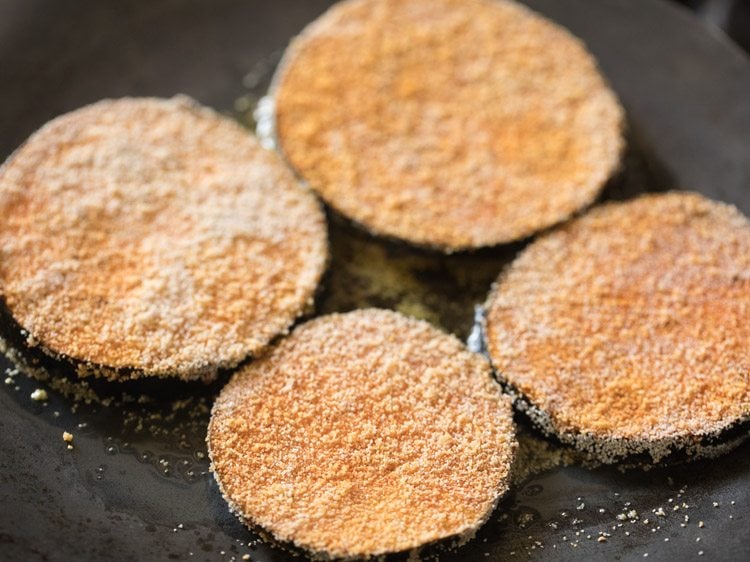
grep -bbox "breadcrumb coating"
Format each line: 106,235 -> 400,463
0,96 -> 328,380
485,192 -> 750,462
208,309 -> 516,558
273,0 -> 624,251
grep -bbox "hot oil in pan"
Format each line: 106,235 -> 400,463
0,51 -> 742,561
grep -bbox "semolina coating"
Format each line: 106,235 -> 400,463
208,309 -> 516,558
273,0 -> 624,251
0,96 -> 328,380
485,192 -> 750,461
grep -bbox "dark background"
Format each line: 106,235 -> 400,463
678,0 -> 750,52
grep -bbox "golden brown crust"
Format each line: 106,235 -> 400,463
208,309 -> 516,558
0,96 -> 328,380
485,192 -> 750,454
273,0 -> 624,252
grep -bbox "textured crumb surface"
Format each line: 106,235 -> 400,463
208,309 -> 516,558
273,0 -> 624,251
0,96 -> 328,380
485,192 -> 750,460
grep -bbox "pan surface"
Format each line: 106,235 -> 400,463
0,1 -> 749,561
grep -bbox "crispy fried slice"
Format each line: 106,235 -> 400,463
273,0 -> 624,252
485,192 -> 750,463
0,96 -> 328,380
208,309 -> 516,557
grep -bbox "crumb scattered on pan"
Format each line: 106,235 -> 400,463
30,388 -> 48,401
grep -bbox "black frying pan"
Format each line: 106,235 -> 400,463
1,1 -> 749,561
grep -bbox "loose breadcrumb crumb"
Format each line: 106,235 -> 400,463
30,388 -> 48,401
63,431 -> 73,443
